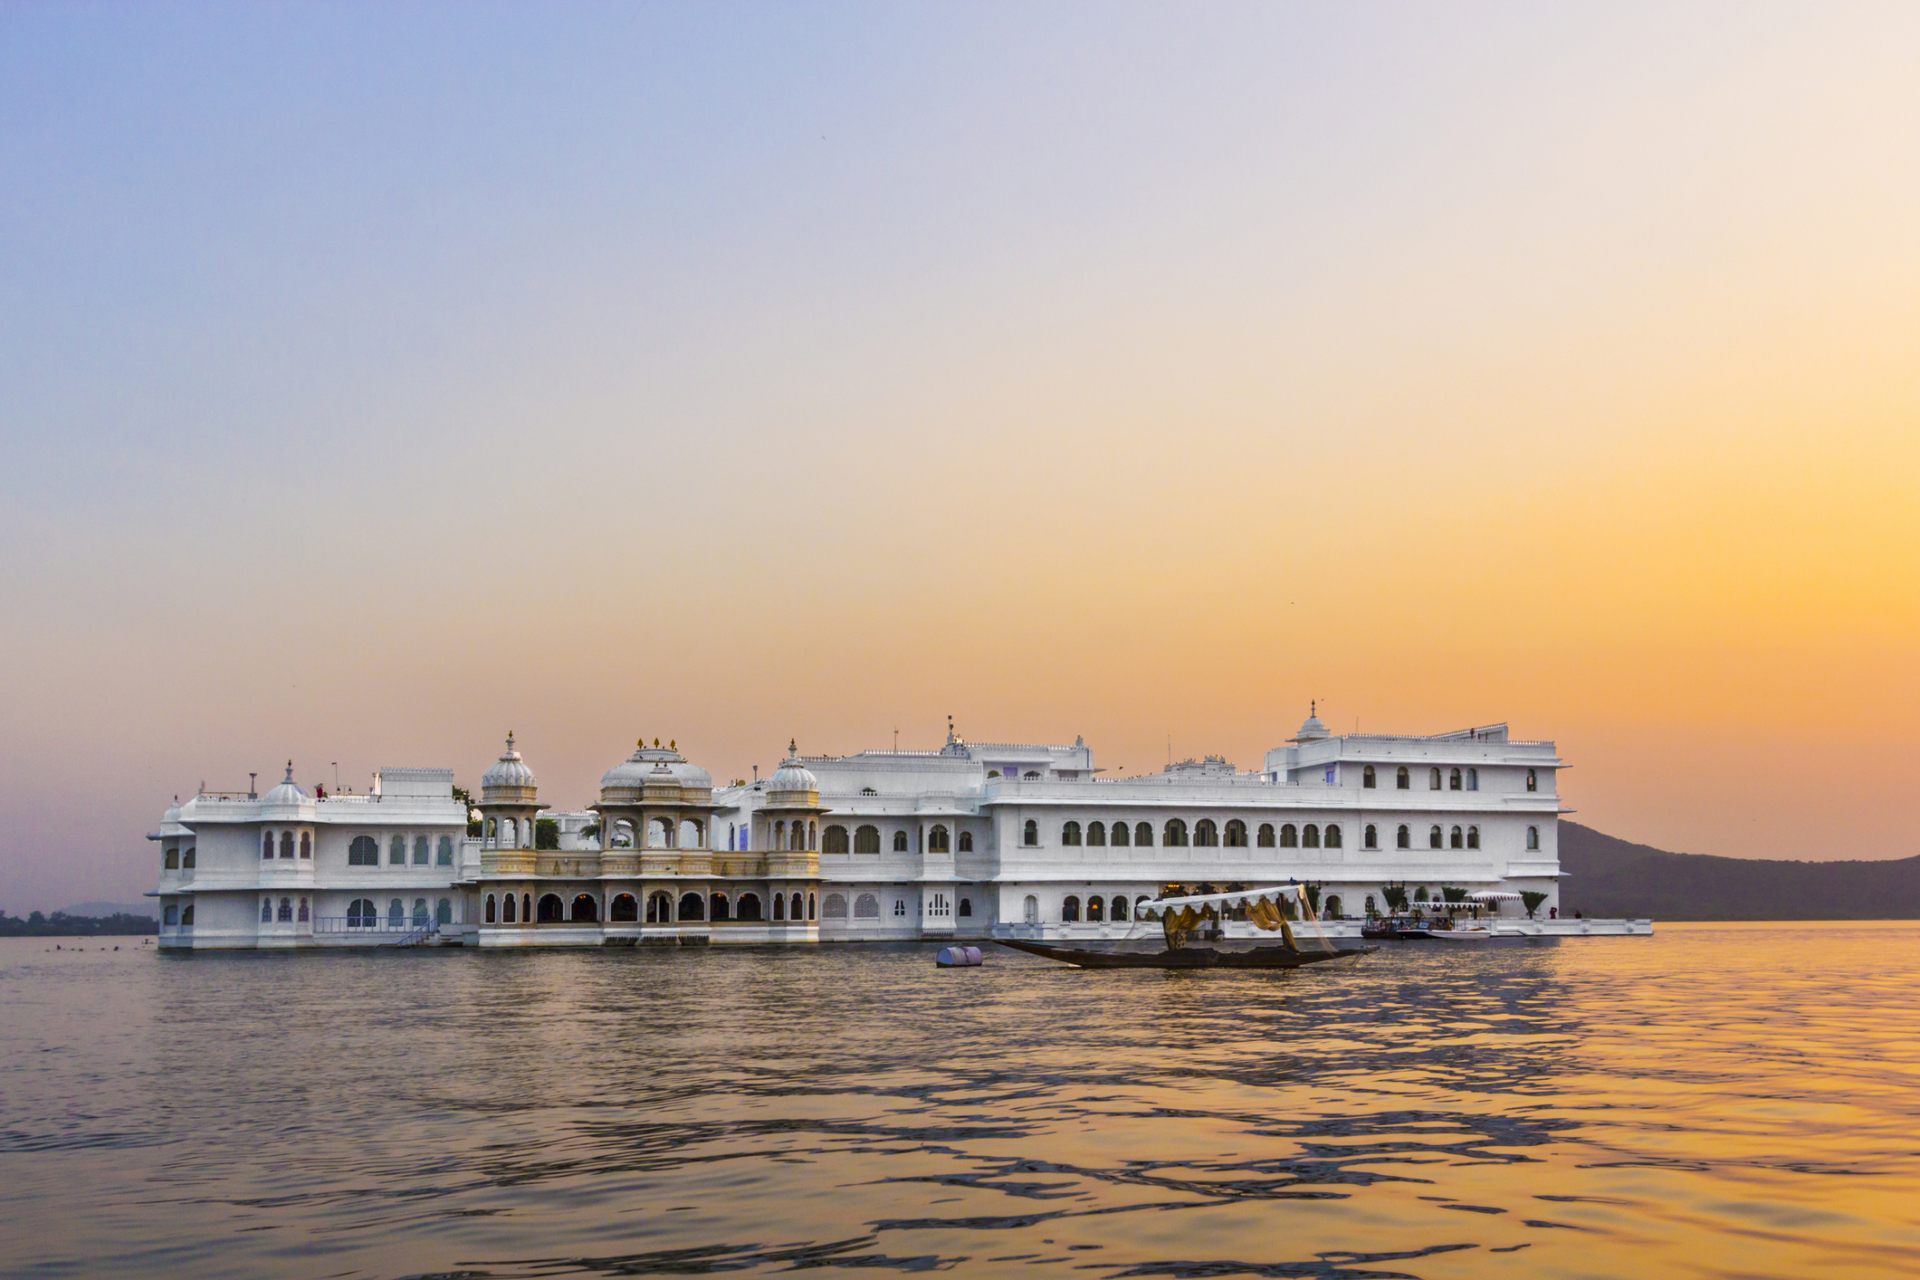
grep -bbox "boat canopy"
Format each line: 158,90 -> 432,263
1150,884 -> 1312,911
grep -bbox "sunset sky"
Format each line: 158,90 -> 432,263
2,3 -> 1916,910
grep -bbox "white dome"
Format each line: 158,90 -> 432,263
768,741 -> 818,794
481,732 -> 538,795
261,761 -> 308,807
1294,703 -> 1330,741
599,740 -> 712,800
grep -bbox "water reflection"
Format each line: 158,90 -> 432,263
2,925 -> 1919,1277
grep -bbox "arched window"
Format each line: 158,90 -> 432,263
538,894 -> 564,923
893,830 -> 909,853
1467,826 -> 1480,849
892,898 -> 908,918
773,819 -> 787,848
1024,770 -> 1041,780
611,820 -> 634,848
437,836 -> 452,865
262,898 -> 272,923
1023,820 -> 1039,847
278,896 -> 292,922
179,904 -> 194,926
1135,821 -> 1153,847
736,893 -> 763,922
930,825 -> 951,853
1224,820 -> 1247,847
1467,767 -> 1478,790
1325,894 -> 1343,918
647,891 -> 673,922
959,831 -> 973,852
298,832 -> 310,859
1111,895 -> 1128,921
348,836 -> 378,866
164,847 -> 179,870
413,836 -> 429,865
280,831 -> 294,859
1527,768 -> 1539,792
1397,824 -> 1410,849
1087,896 -> 1104,922
773,893 -> 785,920
387,899 -> 405,927
1303,824 -> 1320,848
412,898 -> 429,926
571,894 -> 598,923
1112,821 -> 1131,847
1326,825 -> 1342,849
503,893 -> 517,923
1365,894 -> 1377,915
855,825 -> 880,854
791,892 -> 804,920
1429,768 -> 1442,790
521,893 -> 531,923
1193,819 -> 1217,847
823,893 -> 848,919
1134,894 -> 1151,916
1023,895 -> 1039,924
1257,823 -> 1275,848
959,897 -> 973,918
1061,895 -> 1080,922
1087,821 -> 1106,846
1164,819 -> 1188,846
1061,821 -> 1081,846
1364,823 -> 1378,849
436,898 -> 452,925
262,832 -> 274,860
1280,824 -> 1298,848
1396,766 -> 1410,790
1363,765 -> 1376,789
789,822 -> 805,851
709,893 -> 730,922
610,894 -> 638,922
1429,825 -> 1443,849
1449,768 -> 1462,791
1450,825 -> 1463,849
1527,825 -> 1540,851
681,819 -> 703,848
392,833 -> 407,863
678,892 -> 705,920
854,893 -> 880,919
824,825 -> 849,854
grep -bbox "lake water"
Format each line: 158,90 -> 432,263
3,923 -> 1918,1278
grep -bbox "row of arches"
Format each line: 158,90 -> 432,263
1035,819 -> 1347,850
344,834 -> 455,867
600,817 -> 707,850
262,830 -> 312,860
483,890 -> 821,925
342,898 -> 454,928
1059,894 -> 1146,923
162,845 -> 197,870
1360,765 -> 1542,792
821,825 -> 973,855
819,892 -> 969,920
162,903 -> 194,926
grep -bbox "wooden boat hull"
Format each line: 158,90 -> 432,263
997,939 -> 1376,970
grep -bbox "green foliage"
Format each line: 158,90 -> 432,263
535,818 -> 560,850
1380,883 -> 1409,913
0,910 -> 157,937
1521,890 -> 1548,919
1440,885 -> 1468,905
1303,882 -> 1322,914
579,821 -> 600,842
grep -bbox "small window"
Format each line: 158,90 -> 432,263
1112,821 -> 1131,847
1135,821 -> 1152,847
1467,826 -> 1480,849
1527,768 -> 1539,792
1257,823 -> 1275,848
1280,824 -> 1298,848
298,832 -> 310,859
892,898 -> 907,917
1429,768 -> 1442,790
437,836 -> 452,865
1111,895 -> 1128,922
1061,821 -> 1081,846
958,831 -> 973,852
824,825 -> 849,854
348,836 -> 379,866
261,898 -> 272,922
1527,825 -> 1540,851
893,830 -> 909,853
1224,820 -> 1246,847
1062,895 -> 1080,922
855,893 -> 880,919
1364,823 -> 1378,849
930,824 -> 951,853
958,897 -> 972,918
1363,765 -> 1376,789
262,831 -> 274,860
1326,825 -> 1342,849
1087,896 -> 1104,922
855,825 -> 880,854
1449,768 -> 1462,791
297,897 -> 308,922
164,847 -> 179,870
1397,824 -> 1410,849
413,836 -> 429,865
1467,767 -> 1478,791
436,899 -> 451,925
1450,825 -> 1464,849
279,831 -> 293,859
1303,824 -> 1320,849
486,894 -> 498,923
1164,819 -> 1188,847
1429,825 -> 1443,849
1395,766 -> 1409,790
1023,819 -> 1039,846
1193,819 -> 1217,847
825,893 -> 848,918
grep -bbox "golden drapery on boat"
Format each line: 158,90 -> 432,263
1157,887 -> 1307,951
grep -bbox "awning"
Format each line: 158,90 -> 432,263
1150,884 -> 1309,911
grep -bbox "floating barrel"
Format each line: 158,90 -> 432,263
936,946 -> 984,967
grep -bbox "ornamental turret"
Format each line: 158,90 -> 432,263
476,732 -> 542,850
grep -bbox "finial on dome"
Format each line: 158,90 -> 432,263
669,738 -> 676,750
654,737 -> 660,748
787,737 -> 798,757
506,730 -> 515,751
284,760 -> 294,782
1310,699 -> 1316,717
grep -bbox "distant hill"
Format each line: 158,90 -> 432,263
59,901 -> 156,920
1561,823 -> 1920,920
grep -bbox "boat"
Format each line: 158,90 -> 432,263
997,884 -> 1375,971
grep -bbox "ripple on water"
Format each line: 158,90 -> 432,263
3,926 -> 1920,1278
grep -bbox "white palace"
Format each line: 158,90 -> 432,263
149,711 -> 1639,950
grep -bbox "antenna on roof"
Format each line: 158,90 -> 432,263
893,727 -> 899,752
